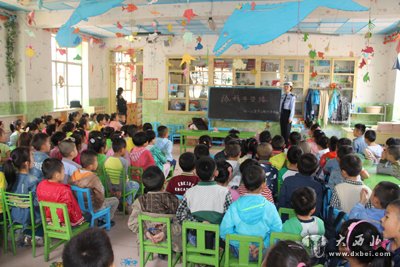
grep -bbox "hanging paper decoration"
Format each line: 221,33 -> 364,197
115,33 -> 125,38
251,1 -> 256,10
359,46 -> 374,69
116,21 -> 123,29
122,4 -> 138,12
183,31 -> 194,45
359,59 -> 366,69
195,42 -> 203,50
25,45 -> 35,69
73,28 -> 80,33
303,33 -> 309,42
317,51 -> 325,59
213,0 -> 368,56
58,75 -> 65,88
167,24 -> 173,32
324,42 -> 330,53
27,10 -> 35,26
126,48 -> 135,56
383,32 -> 400,44
114,45 -> 123,50
363,72 -> 370,82
57,48 -> 67,55
233,59 -> 246,70
236,3 -> 243,10
56,0 -> 124,47
181,20 -> 187,26
73,54 -> 82,60
309,49 -> 317,59
308,43 -> 313,49
329,83 -> 337,89
183,9 -> 197,23
364,19 -> 375,39
151,20 -> 158,31
180,53 -> 196,66
311,71 -> 318,78
150,10 -> 161,15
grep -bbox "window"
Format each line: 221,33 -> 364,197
51,36 -> 83,109
112,50 -> 143,103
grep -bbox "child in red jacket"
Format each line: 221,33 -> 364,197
130,131 -> 156,171
37,158 -> 85,226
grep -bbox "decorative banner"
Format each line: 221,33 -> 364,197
143,78 -> 158,100
56,0 -> 124,47
213,0 -> 368,56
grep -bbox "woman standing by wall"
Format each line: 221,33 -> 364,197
116,87 -> 127,117
280,82 -> 296,146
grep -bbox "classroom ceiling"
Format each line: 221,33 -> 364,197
0,0 -> 399,38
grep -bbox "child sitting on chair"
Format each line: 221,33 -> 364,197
220,164 -> 282,260
70,150 -> 119,221
166,152 -> 199,196
37,158 -> 85,226
128,166 -> 181,252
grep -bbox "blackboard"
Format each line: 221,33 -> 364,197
208,87 -> 281,121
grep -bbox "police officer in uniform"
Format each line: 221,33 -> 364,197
280,82 -> 296,145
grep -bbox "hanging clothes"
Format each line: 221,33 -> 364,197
304,89 -> 320,122
318,90 -> 330,127
328,89 -> 340,119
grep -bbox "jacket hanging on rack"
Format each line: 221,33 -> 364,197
318,90 -> 330,127
328,89 -> 340,119
304,89 -> 320,122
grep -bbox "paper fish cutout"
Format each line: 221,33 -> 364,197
73,54 -> 82,60
195,42 -> 203,50
363,72 -> 370,82
167,24 -> 173,32
57,48 -> 67,55
181,53 -> 196,66
122,4 -> 138,12
303,33 -> 309,42
213,0 -> 368,56
318,51 -> 325,59
27,10 -> 35,26
233,59 -> 246,70
56,0 -> 124,47
183,9 -> 197,23
73,27 -> 80,33
361,46 -> 374,54
117,21 -> 123,29
309,49 -> 317,59
25,29 -> 35,37
196,36 -> 202,43
115,33 -> 125,38
251,1 -> 256,10
311,71 -> 318,78
359,58 -> 367,69
183,31 -> 194,45
383,32 -> 400,44
150,10 -> 160,15
25,45 -> 35,58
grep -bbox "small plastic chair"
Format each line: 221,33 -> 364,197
138,214 -> 181,267
269,232 -> 302,247
4,191 -> 42,257
70,185 -> 111,230
39,201 -> 89,261
224,234 -> 264,267
129,166 -> 144,195
182,221 -> 222,267
278,207 -> 296,223
0,189 -> 8,253
104,166 -> 138,215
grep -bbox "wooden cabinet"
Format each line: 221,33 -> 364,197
166,56 -> 358,117
127,103 -> 142,126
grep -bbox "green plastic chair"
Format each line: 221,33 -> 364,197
278,207 -> 296,222
0,189 -> 8,253
39,201 -> 89,261
138,214 -> 181,267
129,166 -> 144,195
224,234 -> 264,267
182,221 -> 222,267
104,166 -> 138,215
269,232 -> 302,247
4,191 -> 41,257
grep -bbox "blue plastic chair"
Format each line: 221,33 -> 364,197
151,122 -> 161,136
71,186 -> 111,231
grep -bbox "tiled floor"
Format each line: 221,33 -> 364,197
0,144 -> 217,267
